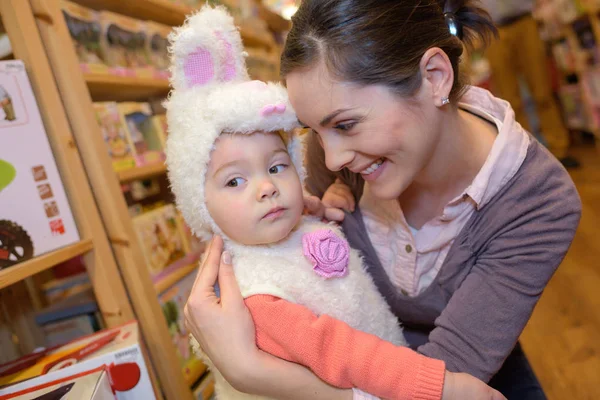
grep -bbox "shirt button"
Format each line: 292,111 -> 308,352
401,289 -> 409,296
405,244 -> 413,253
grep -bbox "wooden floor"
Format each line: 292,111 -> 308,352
521,144 -> 600,400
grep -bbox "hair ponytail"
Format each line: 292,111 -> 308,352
442,0 -> 497,49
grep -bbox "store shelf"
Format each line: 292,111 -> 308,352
154,262 -> 197,295
0,239 -> 94,289
117,162 -> 167,183
84,72 -> 170,102
71,0 -> 275,49
71,0 -> 190,26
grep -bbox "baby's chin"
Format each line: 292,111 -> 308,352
232,214 -> 302,246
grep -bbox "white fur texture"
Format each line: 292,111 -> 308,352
192,217 -> 406,400
165,5 -> 303,241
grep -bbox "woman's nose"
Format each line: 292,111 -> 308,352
322,137 -> 353,172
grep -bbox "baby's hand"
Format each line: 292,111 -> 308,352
304,195 -> 345,223
323,179 -> 355,213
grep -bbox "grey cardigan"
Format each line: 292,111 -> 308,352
335,138 -> 581,382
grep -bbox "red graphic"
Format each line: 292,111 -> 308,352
109,362 -> 141,392
31,165 -> 48,182
49,219 -> 65,236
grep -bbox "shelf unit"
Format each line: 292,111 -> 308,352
84,72 -> 170,102
538,2 -> 600,138
69,0 -> 276,49
0,0 -> 161,393
0,0 -> 136,328
24,0 -> 282,398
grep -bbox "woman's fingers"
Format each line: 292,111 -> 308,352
303,195 -> 325,218
194,235 -> 223,295
324,207 -> 345,222
218,251 -> 244,309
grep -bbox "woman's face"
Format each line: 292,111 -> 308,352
286,60 -> 444,200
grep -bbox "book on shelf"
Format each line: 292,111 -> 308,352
158,270 -> 206,385
131,204 -> 189,279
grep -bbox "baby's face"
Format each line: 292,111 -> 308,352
205,132 -> 304,245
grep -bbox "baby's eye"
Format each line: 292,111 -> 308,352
269,164 -> 287,174
226,177 -> 246,187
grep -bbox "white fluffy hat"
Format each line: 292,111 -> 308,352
165,5 -> 303,241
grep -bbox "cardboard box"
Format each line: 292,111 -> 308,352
0,61 -> 80,269
0,366 -> 115,400
0,321 -> 155,400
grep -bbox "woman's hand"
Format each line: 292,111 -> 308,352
323,179 -> 355,212
442,371 -> 506,400
304,195 -> 346,222
184,236 -> 258,388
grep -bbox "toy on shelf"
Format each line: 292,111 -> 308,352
61,1 -> 107,73
582,67 -> 600,130
117,102 -> 164,166
559,83 -> 589,129
99,11 -> 151,75
93,102 -> 136,172
131,204 -> 188,279
145,21 -> 172,78
0,61 -> 79,270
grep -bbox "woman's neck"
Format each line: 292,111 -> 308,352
400,107 -> 497,226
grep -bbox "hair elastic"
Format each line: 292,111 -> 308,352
444,12 -> 463,39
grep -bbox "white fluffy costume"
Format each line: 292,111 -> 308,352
165,6 -> 406,399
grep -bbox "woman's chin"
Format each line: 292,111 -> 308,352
367,176 -> 407,201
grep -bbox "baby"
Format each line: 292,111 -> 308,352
165,6 -> 446,400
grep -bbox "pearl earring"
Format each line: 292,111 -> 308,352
441,96 -> 450,106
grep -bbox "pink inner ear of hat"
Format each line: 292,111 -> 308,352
184,47 -> 215,87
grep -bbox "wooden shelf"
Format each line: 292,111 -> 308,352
154,262 -> 197,295
0,239 -> 94,289
70,0 -> 191,26
117,162 -> 167,183
84,72 -> 170,102
71,0 -> 275,49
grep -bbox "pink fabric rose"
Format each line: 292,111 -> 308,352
302,229 -> 350,279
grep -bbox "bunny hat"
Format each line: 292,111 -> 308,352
165,6 -> 304,242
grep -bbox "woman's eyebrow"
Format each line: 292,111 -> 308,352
319,108 -> 355,127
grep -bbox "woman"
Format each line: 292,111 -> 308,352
184,0 -> 581,398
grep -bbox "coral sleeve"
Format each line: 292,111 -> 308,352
245,294 -> 445,400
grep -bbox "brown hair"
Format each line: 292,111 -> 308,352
281,0 -> 496,102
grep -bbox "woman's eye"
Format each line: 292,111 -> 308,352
333,121 -> 357,131
269,164 -> 287,174
226,177 -> 245,187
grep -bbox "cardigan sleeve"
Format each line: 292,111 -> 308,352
245,294 -> 445,400
418,166 -> 582,382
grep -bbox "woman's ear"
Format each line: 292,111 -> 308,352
419,47 -> 455,107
